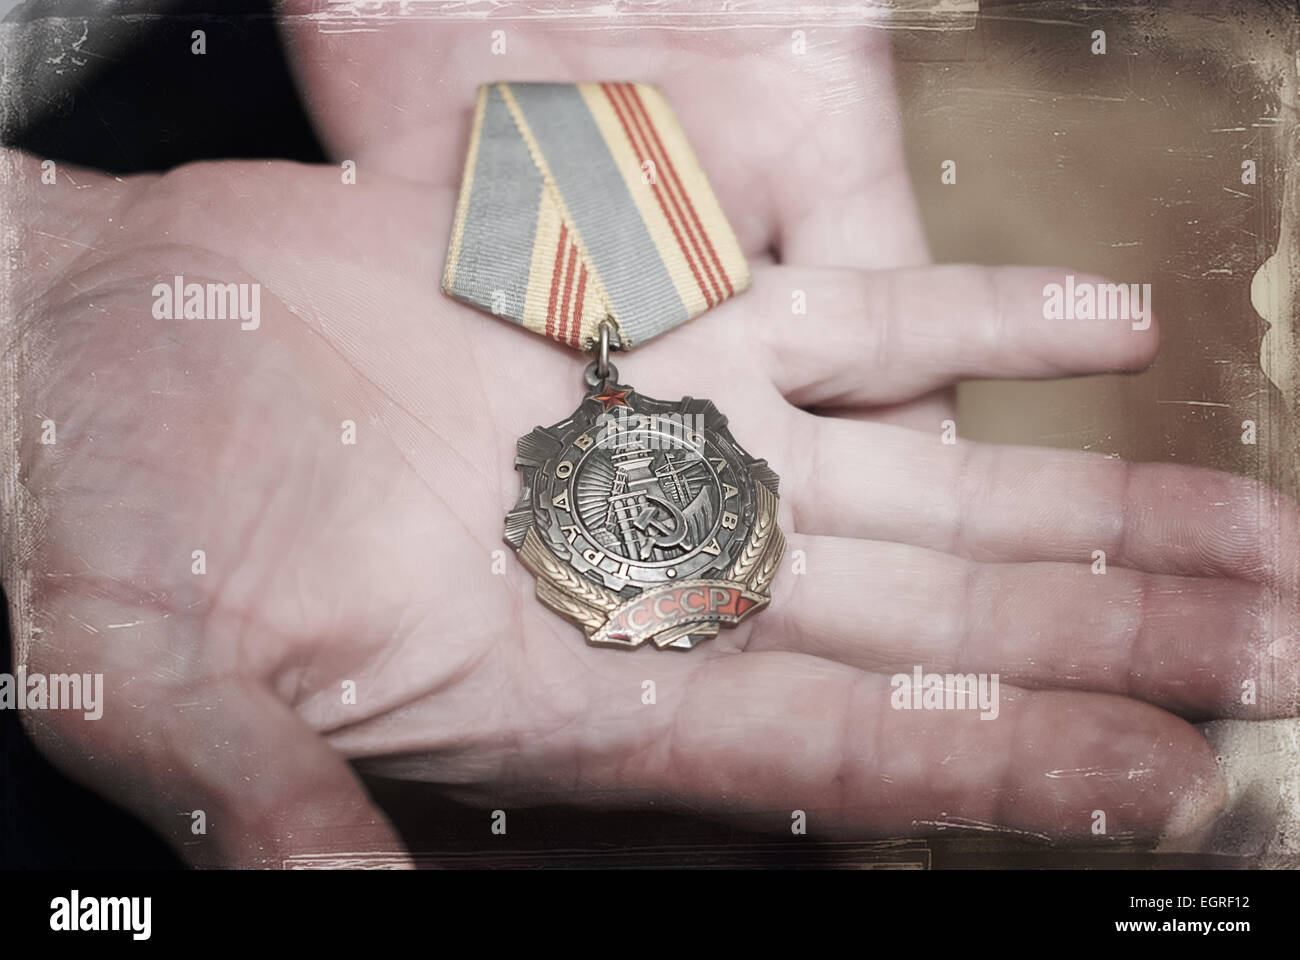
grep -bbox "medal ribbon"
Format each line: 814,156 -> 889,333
442,82 -> 751,350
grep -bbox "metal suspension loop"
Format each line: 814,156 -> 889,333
597,320 -> 612,380
583,319 -> 619,388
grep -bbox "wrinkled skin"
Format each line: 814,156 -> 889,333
3,12 -> 1296,867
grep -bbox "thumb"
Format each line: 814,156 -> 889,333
24,675 -> 411,869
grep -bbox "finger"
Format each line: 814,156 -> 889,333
784,414 -> 1300,588
747,264 -> 1159,408
276,14 -> 778,255
170,681 -> 413,868
607,654 -> 1224,841
749,534 -> 1298,720
20,668 -> 411,869
276,9 -> 926,266
817,387 -> 957,430
760,27 -> 928,268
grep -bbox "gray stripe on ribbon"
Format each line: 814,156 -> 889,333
451,84 -> 542,324
509,83 -> 688,346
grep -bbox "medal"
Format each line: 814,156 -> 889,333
503,327 -> 783,650
443,82 -> 784,650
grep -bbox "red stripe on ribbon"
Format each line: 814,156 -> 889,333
545,222 -> 568,340
558,241 -> 579,345
600,82 -> 714,308
618,83 -> 722,304
570,262 -> 588,347
625,83 -> 734,298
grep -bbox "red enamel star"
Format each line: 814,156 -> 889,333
589,385 -> 631,411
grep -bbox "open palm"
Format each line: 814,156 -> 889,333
5,13 -> 1295,866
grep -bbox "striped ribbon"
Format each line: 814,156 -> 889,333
442,82 -> 751,351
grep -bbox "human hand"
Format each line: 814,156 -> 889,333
4,10 -> 1296,867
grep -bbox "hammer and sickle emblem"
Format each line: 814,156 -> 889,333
631,494 -> 689,557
